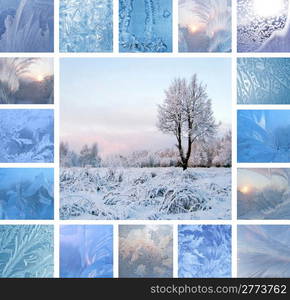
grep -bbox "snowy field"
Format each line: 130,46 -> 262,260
60,167 -> 231,220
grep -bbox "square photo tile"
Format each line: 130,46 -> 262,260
119,0 -> 172,52
179,0 -> 232,52
0,0 -> 54,52
0,58 -> 54,104
178,225 -> 232,278
0,225 -> 54,278
119,225 -> 173,278
59,0 -> 113,53
238,225 -> 290,277
60,225 -> 113,278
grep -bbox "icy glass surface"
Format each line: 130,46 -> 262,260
119,0 -> 172,52
0,109 -> 54,163
179,0 -> 231,52
60,225 -> 113,278
238,225 -> 290,277
178,225 -> 231,278
237,58 -> 290,104
0,225 -> 54,278
238,110 -> 290,162
238,168 -> 290,220
59,0 -> 113,52
0,168 -> 54,220
0,58 -> 54,104
237,0 -> 289,52
119,225 -> 173,278
0,0 -> 54,52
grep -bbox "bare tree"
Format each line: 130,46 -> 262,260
157,75 -> 217,170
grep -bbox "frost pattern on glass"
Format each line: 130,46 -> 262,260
0,109 -> 54,163
60,168 -> 231,220
237,58 -> 290,104
60,225 -> 113,278
0,0 -> 54,52
237,0 -> 289,52
238,168 -> 290,220
178,0 -> 232,52
238,110 -> 290,162
178,225 -> 231,278
0,168 -> 54,220
119,0 -> 172,52
59,0 -> 113,52
0,58 -> 54,104
238,225 -> 290,277
119,225 -> 173,278
0,225 -> 53,278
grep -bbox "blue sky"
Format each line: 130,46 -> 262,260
61,58 -> 231,156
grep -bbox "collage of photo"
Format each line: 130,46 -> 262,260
0,0 -> 290,279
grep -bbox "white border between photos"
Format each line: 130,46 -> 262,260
1,0 -> 290,279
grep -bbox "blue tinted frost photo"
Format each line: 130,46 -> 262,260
0,109 -> 54,163
0,225 -> 54,278
237,58 -> 290,104
60,0 -> 113,52
0,168 -> 54,220
0,58 -> 54,104
179,0 -> 232,52
119,225 -> 173,278
238,225 -> 290,277
238,110 -> 290,162
237,0 -> 290,52
119,0 -> 172,52
0,0 -> 54,52
178,225 -> 231,278
60,225 -> 113,278
238,168 -> 290,220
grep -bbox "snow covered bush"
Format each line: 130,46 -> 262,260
0,168 -> 54,220
178,225 -> 231,277
238,225 -> 290,277
60,167 -> 231,220
0,225 -> 54,278
119,0 -> 172,52
119,225 -> 173,278
0,109 -> 54,163
0,0 -> 54,52
59,0 -> 112,52
60,225 -> 113,278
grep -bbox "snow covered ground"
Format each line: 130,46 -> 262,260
60,167 -> 231,220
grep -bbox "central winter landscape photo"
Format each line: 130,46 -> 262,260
60,58 -> 232,220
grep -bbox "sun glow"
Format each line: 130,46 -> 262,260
253,0 -> 285,18
36,74 -> 44,82
240,185 -> 251,194
188,24 -> 200,34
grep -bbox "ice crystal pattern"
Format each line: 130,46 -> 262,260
178,0 -> 232,52
0,168 -> 54,220
0,225 -> 53,278
237,0 -> 289,52
238,225 -> 290,277
237,58 -> 290,104
119,0 -> 172,52
238,110 -> 290,162
0,0 -> 54,52
60,225 -> 113,278
178,225 -> 231,278
59,0 -> 113,52
0,109 -> 54,163
119,225 -> 173,278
